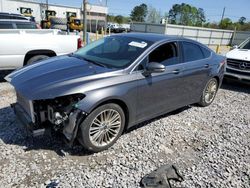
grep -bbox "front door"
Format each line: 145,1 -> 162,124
136,41 -> 187,122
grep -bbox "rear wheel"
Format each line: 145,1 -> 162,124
27,55 -> 49,65
78,103 -> 125,152
198,78 -> 218,107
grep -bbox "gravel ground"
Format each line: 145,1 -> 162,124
0,73 -> 249,188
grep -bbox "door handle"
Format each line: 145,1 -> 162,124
204,64 -> 209,68
172,69 -> 180,74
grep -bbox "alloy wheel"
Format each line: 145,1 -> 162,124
89,109 -> 122,147
204,80 -> 218,104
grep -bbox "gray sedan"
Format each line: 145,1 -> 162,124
6,33 -> 226,152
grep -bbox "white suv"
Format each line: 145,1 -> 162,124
226,37 -> 250,82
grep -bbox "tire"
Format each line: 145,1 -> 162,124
26,55 -> 49,65
50,17 -> 67,25
198,78 -> 218,107
50,24 -> 67,31
78,103 -> 125,152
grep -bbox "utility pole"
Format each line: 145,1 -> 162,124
105,0 -> 108,34
83,0 -> 87,44
220,7 -> 226,24
46,0 -> 49,11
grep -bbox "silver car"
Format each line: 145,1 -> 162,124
6,33 -> 225,152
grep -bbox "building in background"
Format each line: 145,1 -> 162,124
0,0 -> 108,31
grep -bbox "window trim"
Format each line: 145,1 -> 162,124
132,40 -> 181,73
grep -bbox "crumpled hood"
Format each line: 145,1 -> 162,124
226,48 -> 250,61
5,55 -> 118,100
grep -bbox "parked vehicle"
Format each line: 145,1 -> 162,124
0,12 -> 28,20
225,37 -> 250,82
66,12 -> 83,32
0,19 -> 37,29
107,23 -> 125,33
5,33 -> 225,152
0,12 -> 37,28
0,29 -> 81,70
19,7 -> 36,22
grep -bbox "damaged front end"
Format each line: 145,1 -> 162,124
13,93 -> 87,146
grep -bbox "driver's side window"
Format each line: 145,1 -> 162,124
148,42 -> 179,66
135,42 -> 179,71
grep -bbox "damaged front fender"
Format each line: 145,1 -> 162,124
62,109 -> 87,146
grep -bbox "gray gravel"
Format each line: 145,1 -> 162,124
0,76 -> 249,188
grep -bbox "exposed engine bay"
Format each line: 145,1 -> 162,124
17,93 -> 86,145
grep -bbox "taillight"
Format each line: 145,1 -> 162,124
77,38 -> 82,49
36,23 -> 41,29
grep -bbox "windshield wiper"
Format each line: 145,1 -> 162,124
84,58 -> 108,68
72,54 -> 108,68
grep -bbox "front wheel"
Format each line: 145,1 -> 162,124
198,78 -> 218,107
78,103 -> 125,152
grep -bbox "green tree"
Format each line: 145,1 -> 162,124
107,15 -> 115,23
196,8 -> 206,26
146,6 -> 162,23
238,16 -> 246,25
168,3 -> 206,26
220,18 -> 233,29
115,15 -> 124,24
130,3 -> 148,22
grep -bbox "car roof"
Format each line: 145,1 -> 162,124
0,12 -> 28,20
0,12 -> 22,16
115,32 -> 184,43
115,33 -> 211,50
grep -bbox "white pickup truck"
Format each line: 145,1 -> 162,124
0,29 -> 81,70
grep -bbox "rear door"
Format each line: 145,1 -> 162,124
179,41 -> 211,102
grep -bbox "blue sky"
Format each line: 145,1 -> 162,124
46,0 -> 250,22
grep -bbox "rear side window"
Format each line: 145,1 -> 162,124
201,47 -> 211,58
0,23 -> 13,29
182,42 -> 204,62
16,23 -> 37,29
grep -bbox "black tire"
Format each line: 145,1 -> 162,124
78,103 -> 125,152
50,24 -> 67,31
198,78 -> 218,107
50,17 -> 67,25
26,55 -> 49,65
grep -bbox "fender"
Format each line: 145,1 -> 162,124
75,82 -> 138,126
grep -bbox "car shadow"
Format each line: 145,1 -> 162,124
0,70 -> 12,82
0,105 -> 191,157
126,106 -> 191,134
221,79 -> 250,94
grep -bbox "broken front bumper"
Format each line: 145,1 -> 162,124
12,103 -> 46,137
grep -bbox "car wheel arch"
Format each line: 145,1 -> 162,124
24,50 -> 57,65
77,97 -> 130,131
213,76 -> 220,84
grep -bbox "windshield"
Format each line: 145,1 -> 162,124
239,38 -> 250,50
74,36 -> 153,68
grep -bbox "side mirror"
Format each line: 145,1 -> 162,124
145,62 -> 165,74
